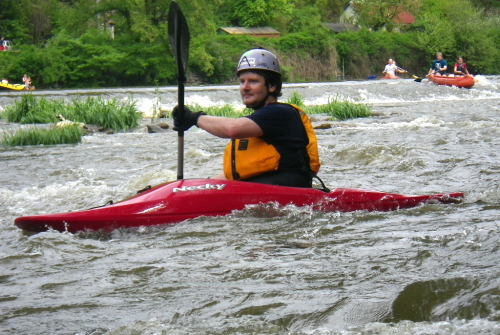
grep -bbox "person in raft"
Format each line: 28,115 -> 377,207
172,48 -> 320,188
382,59 -> 406,78
454,56 -> 470,76
428,52 -> 448,76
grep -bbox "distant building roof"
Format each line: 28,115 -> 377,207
217,27 -> 281,38
323,22 -> 360,33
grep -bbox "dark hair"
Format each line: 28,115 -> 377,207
238,69 -> 282,98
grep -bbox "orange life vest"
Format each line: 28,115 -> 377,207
223,104 -> 320,181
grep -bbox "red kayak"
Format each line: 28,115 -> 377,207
428,74 -> 475,88
15,179 -> 464,233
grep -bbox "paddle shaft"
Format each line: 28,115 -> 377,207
177,83 -> 185,180
174,21 -> 185,180
168,1 -> 190,180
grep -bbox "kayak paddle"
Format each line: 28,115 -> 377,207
396,66 -> 423,82
168,1 -> 190,180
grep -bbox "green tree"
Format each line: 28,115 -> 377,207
0,0 -> 30,43
470,0 -> 500,10
316,0 -> 350,22
354,0 -> 423,31
224,0 -> 294,28
415,0 -> 500,73
1,0 -> 499,87
414,14 -> 457,57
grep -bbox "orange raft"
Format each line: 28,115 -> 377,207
428,74 -> 476,88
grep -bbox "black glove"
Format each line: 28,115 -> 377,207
172,106 -> 206,131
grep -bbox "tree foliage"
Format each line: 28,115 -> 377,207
353,0 -> 423,31
414,0 -> 500,73
0,0 -> 498,88
221,0 -> 294,28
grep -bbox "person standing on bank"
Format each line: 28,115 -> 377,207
173,48 -> 320,188
428,52 -> 448,76
22,74 -> 29,89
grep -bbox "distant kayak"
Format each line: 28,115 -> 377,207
0,82 -> 25,90
15,179 -> 464,234
428,74 -> 476,88
382,74 -> 399,79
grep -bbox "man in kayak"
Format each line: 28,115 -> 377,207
427,52 -> 448,76
454,56 -> 470,76
382,59 -> 406,78
173,48 -> 320,188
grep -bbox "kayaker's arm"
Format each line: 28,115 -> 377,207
197,114 -> 263,139
172,106 -> 263,138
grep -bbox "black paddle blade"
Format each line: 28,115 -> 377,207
168,1 -> 190,82
411,74 -> 423,82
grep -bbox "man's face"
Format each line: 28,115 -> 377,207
239,71 -> 275,109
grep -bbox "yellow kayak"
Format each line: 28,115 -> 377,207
0,82 -> 26,90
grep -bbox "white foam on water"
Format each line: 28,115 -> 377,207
474,74 -> 498,89
185,147 -> 214,159
2,166 -> 178,217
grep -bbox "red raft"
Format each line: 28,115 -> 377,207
428,74 -> 475,88
15,179 -> 464,234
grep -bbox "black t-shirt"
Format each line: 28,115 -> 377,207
245,103 -> 309,171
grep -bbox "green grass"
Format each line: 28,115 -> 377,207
1,94 -> 142,131
285,91 -> 306,109
66,96 -> 141,131
1,125 -> 86,146
186,103 -> 253,118
0,92 -> 370,147
304,95 -> 372,120
186,92 -> 371,120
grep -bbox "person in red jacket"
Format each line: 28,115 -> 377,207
454,56 -> 470,76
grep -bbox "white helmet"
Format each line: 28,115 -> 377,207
236,48 -> 281,75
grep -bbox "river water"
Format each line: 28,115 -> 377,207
1,76 -> 500,334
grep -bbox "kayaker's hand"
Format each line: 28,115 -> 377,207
172,106 -> 206,131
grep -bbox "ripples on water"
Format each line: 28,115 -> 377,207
1,76 -> 500,334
